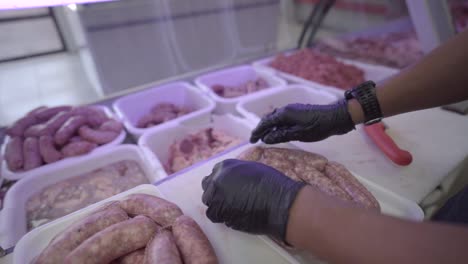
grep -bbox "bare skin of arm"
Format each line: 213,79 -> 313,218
286,186 -> 468,264
348,29 -> 468,124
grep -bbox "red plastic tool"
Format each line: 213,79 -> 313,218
363,122 -> 413,166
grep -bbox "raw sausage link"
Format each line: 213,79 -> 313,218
120,194 -> 183,227
99,120 -> 123,133
4,137 -> 24,171
34,203 -> 128,264
65,215 -> 158,264
325,162 -> 380,211
115,248 -> 145,264
144,229 -> 182,264
61,141 -> 97,158
23,137 -> 43,170
6,114 -> 40,137
79,126 -> 119,145
39,135 -> 63,164
35,106 -> 72,121
236,146 -> 264,162
264,147 -> 328,171
172,215 -> 218,264
71,106 -> 109,128
300,167 -> 352,201
24,111 -> 73,137
54,115 -> 88,146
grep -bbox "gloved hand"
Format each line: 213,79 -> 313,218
202,159 -> 305,242
250,99 -> 355,144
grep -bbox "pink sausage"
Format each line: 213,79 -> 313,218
71,106 -> 109,128
24,111 -> 73,137
54,116 -> 88,146
79,126 -> 118,145
6,114 -> 40,137
39,136 -> 63,164
35,106 -> 72,121
99,120 -> 123,133
5,137 -> 24,171
23,137 -> 43,170
61,141 -> 97,158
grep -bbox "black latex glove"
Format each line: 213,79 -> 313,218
202,159 -> 305,242
250,98 -> 355,144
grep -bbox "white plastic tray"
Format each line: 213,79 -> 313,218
236,85 -> 338,124
112,81 -> 216,140
15,184 -> 295,264
194,65 -> 287,114
252,53 -> 399,97
138,114 -> 253,179
0,145 -> 165,249
157,142 -> 424,264
0,105 -> 126,181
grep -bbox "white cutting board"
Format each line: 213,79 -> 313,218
157,142 -> 424,264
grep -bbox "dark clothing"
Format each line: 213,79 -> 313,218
432,186 -> 468,224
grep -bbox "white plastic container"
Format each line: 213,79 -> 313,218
237,85 -> 338,124
113,81 -> 216,140
0,145 -> 165,249
157,142 -> 424,264
0,106 -> 126,181
14,184 -> 295,264
252,53 -> 399,97
138,114 -> 253,178
194,65 -> 287,114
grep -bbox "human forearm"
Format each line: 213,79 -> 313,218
286,186 -> 468,264
348,30 -> 468,124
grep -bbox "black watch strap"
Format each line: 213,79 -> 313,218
345,81 -> 383,125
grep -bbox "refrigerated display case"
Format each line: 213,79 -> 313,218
0,0 -> 468,263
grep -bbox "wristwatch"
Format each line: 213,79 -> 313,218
344,81 -> 383,125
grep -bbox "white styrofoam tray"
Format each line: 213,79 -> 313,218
157,142 -> 424,264
138,114 -> 254,179
237,84 -> 338,125
112,81 -> 216,139
14,184 -> 296,264
0,145 -> 165,249
0,105 -> 126,181
194,65 -> 287,114
252,52 -> 399,97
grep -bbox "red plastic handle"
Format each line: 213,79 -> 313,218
363,123 -> 413,166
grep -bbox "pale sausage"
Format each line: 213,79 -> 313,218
325,162 -> 380,211
115,248 -> 145,264
34,203 -> 128,264
65,215 -> 158,264
144,229 -> 182,264
172,215 -> 218,264
120,194 -> 183,227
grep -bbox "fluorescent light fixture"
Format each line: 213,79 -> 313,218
0,0 -> 115,10
67,3 -> 77,10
